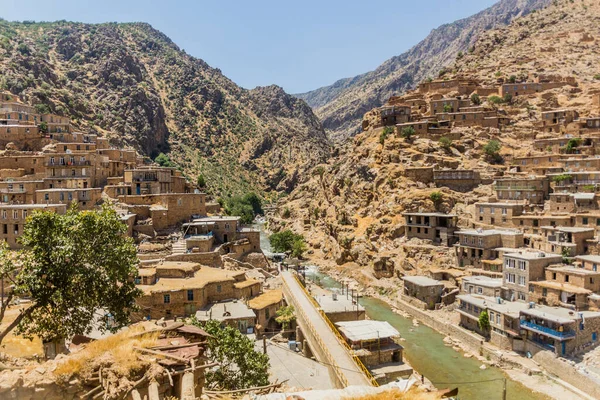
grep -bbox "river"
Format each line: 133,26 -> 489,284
255,221 -> 547,399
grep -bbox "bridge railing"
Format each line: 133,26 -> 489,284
289,273 -> 379,387
282,275 -> 349,387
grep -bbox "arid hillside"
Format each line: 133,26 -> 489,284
296,0 -> 551,141
0,21 -> 330,195
273,0 -> 600,284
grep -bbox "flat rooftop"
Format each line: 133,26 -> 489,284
403,276 -> 443,287
248,289 -> 283,310
576,255 -> 600,264
521,304 -> 600,324
336,320 -> 399,342
530,281 -> 591,295
457,294 -> 529,317
546,265 -> 600,275
504,251 -> 562,261
314,293 -> 365,314
137,266 -> 245,294
195,300 -> 256,322
402,212 -> 457,217
462,276 -> 503,288
540,226 -> 594,233
457,229 -> 521,236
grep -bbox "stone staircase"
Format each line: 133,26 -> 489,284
171,239 -> 186,255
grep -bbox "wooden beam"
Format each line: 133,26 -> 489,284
133,346 -> 190,364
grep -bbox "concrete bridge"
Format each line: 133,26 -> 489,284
280,270 -> 376,388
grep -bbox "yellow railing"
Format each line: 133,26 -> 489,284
282,276 -> 349,387
289,274 -> 379,387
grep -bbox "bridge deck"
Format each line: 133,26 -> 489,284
281,270 -> 373,388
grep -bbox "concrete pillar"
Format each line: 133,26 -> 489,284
296,326 -> 304,343
303,339 -> 313,358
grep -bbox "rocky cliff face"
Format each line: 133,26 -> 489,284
275,0 -> 600,282
296,0 -> 551,141
0,21 -> 330,195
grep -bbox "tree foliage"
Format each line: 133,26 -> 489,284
195,319 -> 269,390
275,305 -> 296,330
0,205 -> 140,344
470,93 -> 481,105
224,192 -> 263,224
565,138 -> 582,154
269,230 -> 306,258
154,152 -> 176,168
379,126 -> 393,145
400,126 -> 416,140
196,174 -> 206,188
478,310 -> 491,332
429,191 -> 443,205
483,140 -> 502,163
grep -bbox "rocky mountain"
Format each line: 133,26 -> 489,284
0,21 -> 330,195
296,0 -> 551,141
273,0 -> 600,282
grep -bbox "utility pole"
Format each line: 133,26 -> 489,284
263,335 -> 267,355
502,378 -> 507,400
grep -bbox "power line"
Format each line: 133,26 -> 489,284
267,341 -> 306,389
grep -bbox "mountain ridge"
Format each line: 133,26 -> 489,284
295,0 -> 551,141
0,20 -> 330,196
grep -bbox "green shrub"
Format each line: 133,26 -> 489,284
552,174 -> 572,183
483,140 -> 501,156
488,95 -> 504,105
594,74 -> 600,80
470,93 -> 481,105
503,93 -> 513,103
154,152 -> 176,168
509,75 -> 517,83
400,126 -> 416,140
439,136 -> 452,150
565,138 -> 582,154
380,126 -> 393,145
443,104 -> 452,113
430,191 -> 443,204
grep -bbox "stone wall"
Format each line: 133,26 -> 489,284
533,350 -> 600,399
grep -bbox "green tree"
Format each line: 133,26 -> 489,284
38,121 -> 48,134
483,140 -> 502,162
0,205 -> 140,344
478,310 -> 491,332
224,193 -> 263,224
443,104 -> 452,113
194,319 -> 269,390
503,93 -> 513,104
430,191 -> 443,209
470,93 -> 481,105
154,152 -> 176,168
241,192 -> 263,216
269,230 -> 306,257
197,174 -> 206,188
552,174 -> 572,184
565,138 -> 582,154
400,126 -> 416,141
275,305 -> 296,330
508,75 -> 517,83
488,95 -> 504,105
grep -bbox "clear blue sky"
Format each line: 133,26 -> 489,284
2,0 -> 498,93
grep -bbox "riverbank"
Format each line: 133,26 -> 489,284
306,263 -> 592,400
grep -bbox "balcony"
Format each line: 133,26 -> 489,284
520,320 -> 575,340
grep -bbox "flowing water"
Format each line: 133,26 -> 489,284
255,223 -> 547,399
304,267 -> 548,400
